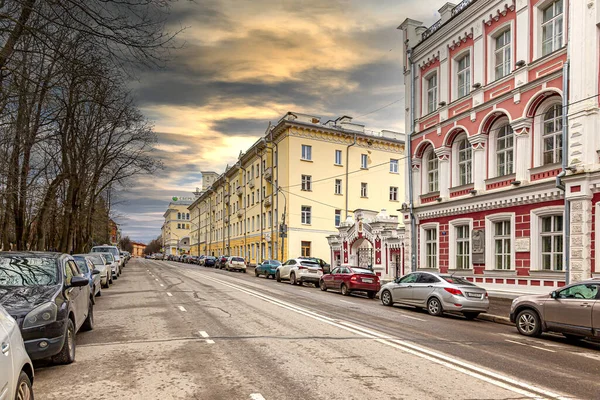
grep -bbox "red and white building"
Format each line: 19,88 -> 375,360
399,0 -> 600,294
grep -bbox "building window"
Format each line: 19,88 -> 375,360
301,206 -> 311,224
494,221 -> 511,270
541,215 -> 563,271
427,151 -> 438,193
360,182 -> 368,198
389,187 -> 398,201
426,73 -> 437,114
494,29 -> 511,80
334,179 -> 342,195
390,159 -> 399,173
496,125 -> 514,176
542,0 -> 563,56
543,104 -> 562,165
361,154 -> 368,169
335,150 -> 342,165
301,145 -> 312,161
177,223 -> 181,229
425,228 -> 437,269
458,138 -> 472,186
301,175 -> 312,191
177,212 -> 181,220
455,226 -> 470,269
252,192 -> 255,205
334,210 -> 341,227
301,241 -> 311,257
456,53 -> 471,98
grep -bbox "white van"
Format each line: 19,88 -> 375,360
91,245 -> 122,270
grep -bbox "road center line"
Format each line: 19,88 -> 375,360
178,306 -> 187,312
250,394 -> 266,400
339,299 -> 354,304
160,284 -> 164,287
167,292 -> 173,297
505,339 -> 556,353
199,331 -> 209,338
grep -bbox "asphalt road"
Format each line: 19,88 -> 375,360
32,258 -> 600,400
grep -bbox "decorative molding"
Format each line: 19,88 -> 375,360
434,147 -> 451,161
483,1 -> 516,26
448,28 -> 474,51
510,118 -> 533,135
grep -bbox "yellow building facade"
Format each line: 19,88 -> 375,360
188,112 -> 405,265
161,200 -> 193,255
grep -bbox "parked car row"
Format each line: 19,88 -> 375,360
0,245 -> 130,399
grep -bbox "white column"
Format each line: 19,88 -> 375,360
411,160 -> 422,206
468,134 -> 487,191
435,147 -> 450,199
511,118 -> 532,182
569,195 -> 593,282
472,21 -> 484,86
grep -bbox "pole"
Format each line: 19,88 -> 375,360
562,61 -> 570,285
345,133 -> 357,219
279,188 -> 287,261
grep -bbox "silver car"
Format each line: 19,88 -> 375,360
379,271 -> 489,319
0,305 -> 34,400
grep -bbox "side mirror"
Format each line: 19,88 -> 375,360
551,291 -> 558,299
92,269 -> 100,275
70,276 -> 89,287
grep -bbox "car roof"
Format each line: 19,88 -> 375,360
0,251 -> 63,259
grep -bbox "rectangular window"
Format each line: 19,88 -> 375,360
301,175 -> 312,191
455,226 -> 470,269
457,53 -> 471,98
360,182 -> 368,198
177,223 -> 181,229
494,221 -> 511,269
458,139 -> 472,186
389,187 -> 398,201
542,0 -> 563,56
494,29 -> 511,80
301,145 -> 312,161
361,154 -> 368,169
301,241 -> 311,257
252,216 -> 255,231
301,206 -> 311,225
427,74 -> 437,114
543,104 -> 563,165
425,228 -> 437,269
427,153 -> 439,192
390,159 -> 399,173
252,192 -> 255,205
496,125 -> 514,176
335,209 -> 341,227
335,150 -> 342,165
541,215 -> 563,271
334,179 -> 342,195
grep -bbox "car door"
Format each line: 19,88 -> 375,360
338,267 -> 352,289
544,283 -> 599,336
67,260 -> 87,330
592,292 -> 600,335
322,267 -> 338,288
391,273 -> 419,304
0,313 -> 13,400
412,273 -> 441,306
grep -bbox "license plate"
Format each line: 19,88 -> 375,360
467,292 -> 481,298
308,270 -> 317,273
362,279 -> 373,283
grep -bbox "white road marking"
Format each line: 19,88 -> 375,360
250,394 -> 266,400
167,292 -> 173,297
160,284 -> 164,287
300,290 -> 312,294
398,314 -> 427,322
178,306 -> 187,312
505,339 -> 556,353
339,299 -> 354,304
199,331 -> 209,338
206,339 -> 215,344
155,278 -> 159,281
193,272 -> 569,400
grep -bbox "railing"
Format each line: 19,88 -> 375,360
421,19 -> 442,41
451,0 -> 477,17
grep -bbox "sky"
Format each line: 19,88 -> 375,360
115,0 -> 446,243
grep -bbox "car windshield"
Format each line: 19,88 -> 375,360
206,257 -> 216,260
0,256 -> 59,286
351,268 -> 375,275
300,261 -> 319,268
73,257 -> 90,273
267,260 -> 282,266
92,247 -> 119,257
232,257 -> 244,262
441,276 -> 475,286
86,255 -> 104,266
102,253 -> 114,263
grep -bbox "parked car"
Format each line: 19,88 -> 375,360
197,255 -> 206,266
225,256 -> 247,272
320,266 -> 380,298
0,252 -> 94,364
510,279 -> 600,339
298,257 -> 331,274
0,304 -> 35,400
85,253 -> 111,288
255,260 -> 282,278
99,252 -> 118,281
216,255 -> 229,269
276,258 -> 323,286
204,256 -> 216,267
379,272 -> 489,319
91,245 -> 123,274
73,255 -> 102,299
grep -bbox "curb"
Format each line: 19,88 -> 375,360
477,313 -> 513,326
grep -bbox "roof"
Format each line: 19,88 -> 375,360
0,251 -> 64,258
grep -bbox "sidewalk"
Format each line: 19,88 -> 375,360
480,297 -> 513,325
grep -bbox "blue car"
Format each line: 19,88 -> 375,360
255,260 -> 282,279
73,255 -> 102,300
204,256 -> 216,267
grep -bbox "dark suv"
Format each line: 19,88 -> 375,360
0,252 -> 94,364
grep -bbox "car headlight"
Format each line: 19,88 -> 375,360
23,302 -> 58,329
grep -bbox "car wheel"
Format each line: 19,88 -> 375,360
463,312 -> 480,320
15,370 -> 33,400
516,309 -> 542,337
341,284 -> 350,296
381,290 -> 393,306
563,334 -> 585,341
276,271 -> 281,282
243,269 -> 246,273
81,301 -> 94,331
320,280 -> 327,291
53,318 -> 76,364
367,291 -> 375,299
97,287 -> 102,297
427,297 -> 443,316
290,273 -> 297,285
255,269 -> 259,277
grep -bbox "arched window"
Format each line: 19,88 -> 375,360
177,212 -> 181,220
542,104 -> 562,165
457,138 -> 472,186
427,151 -> 439,192
496,125 -> 514,176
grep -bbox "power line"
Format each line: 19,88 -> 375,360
356,98 -> 403,118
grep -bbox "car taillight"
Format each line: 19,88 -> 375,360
484,291 -> 488,298
350,276 -> 357,281
444,287 -> 463,296
298,266 -> 307,270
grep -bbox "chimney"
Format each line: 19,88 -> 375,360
438,2 -> 457,24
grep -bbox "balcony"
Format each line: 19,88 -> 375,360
236,185 -> 243,196
249,178 -> 255,189
237,210 -> 243,218
264,167 -> 273,181
264,196 -> 272,207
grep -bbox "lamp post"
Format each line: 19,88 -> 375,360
278,187 -> 287,261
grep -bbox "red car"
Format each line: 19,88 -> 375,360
319,267 -> 380,298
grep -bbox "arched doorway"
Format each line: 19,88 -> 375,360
352,237 -> 373,269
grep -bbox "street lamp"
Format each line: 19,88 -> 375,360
278,187 -> 287,261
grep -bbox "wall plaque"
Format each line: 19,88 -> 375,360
515,237 -> 530,252
472,229 -> 485,264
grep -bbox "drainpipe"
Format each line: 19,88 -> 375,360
407,47 -> 417,273
266,127 -> 275,260
257,141 -> 266,265
556,61 -> 570,285
345,133 -> 357,219
237,160 -> 247,261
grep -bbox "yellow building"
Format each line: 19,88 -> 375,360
188,112 -> 405,265
161,199 -> 194,255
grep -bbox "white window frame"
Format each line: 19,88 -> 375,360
360,182 -> 368,198
301,144 -> 312,161
533,98 -> 563,167
454,50 -> 471,100
542,104 -> 563,166
334,209 -> 341,227
335,150 -> 343,166
487,23 -> 513,82
423,147 -> 439,193
419,222 -> 439,270
484,213 -> 516,270
301,174 -> 312,191
451,134 -> 472,187
487,117 -> 514,178
533,0 -> 566,60
422,70 -> 439,116
301,206 -> 311,225
389,186 -> 398,201
530,206 -> 565,271
390,159 -> 399,174
334,179 -> 342,195
361,154 -> 368,169
449,218 -> 473,270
